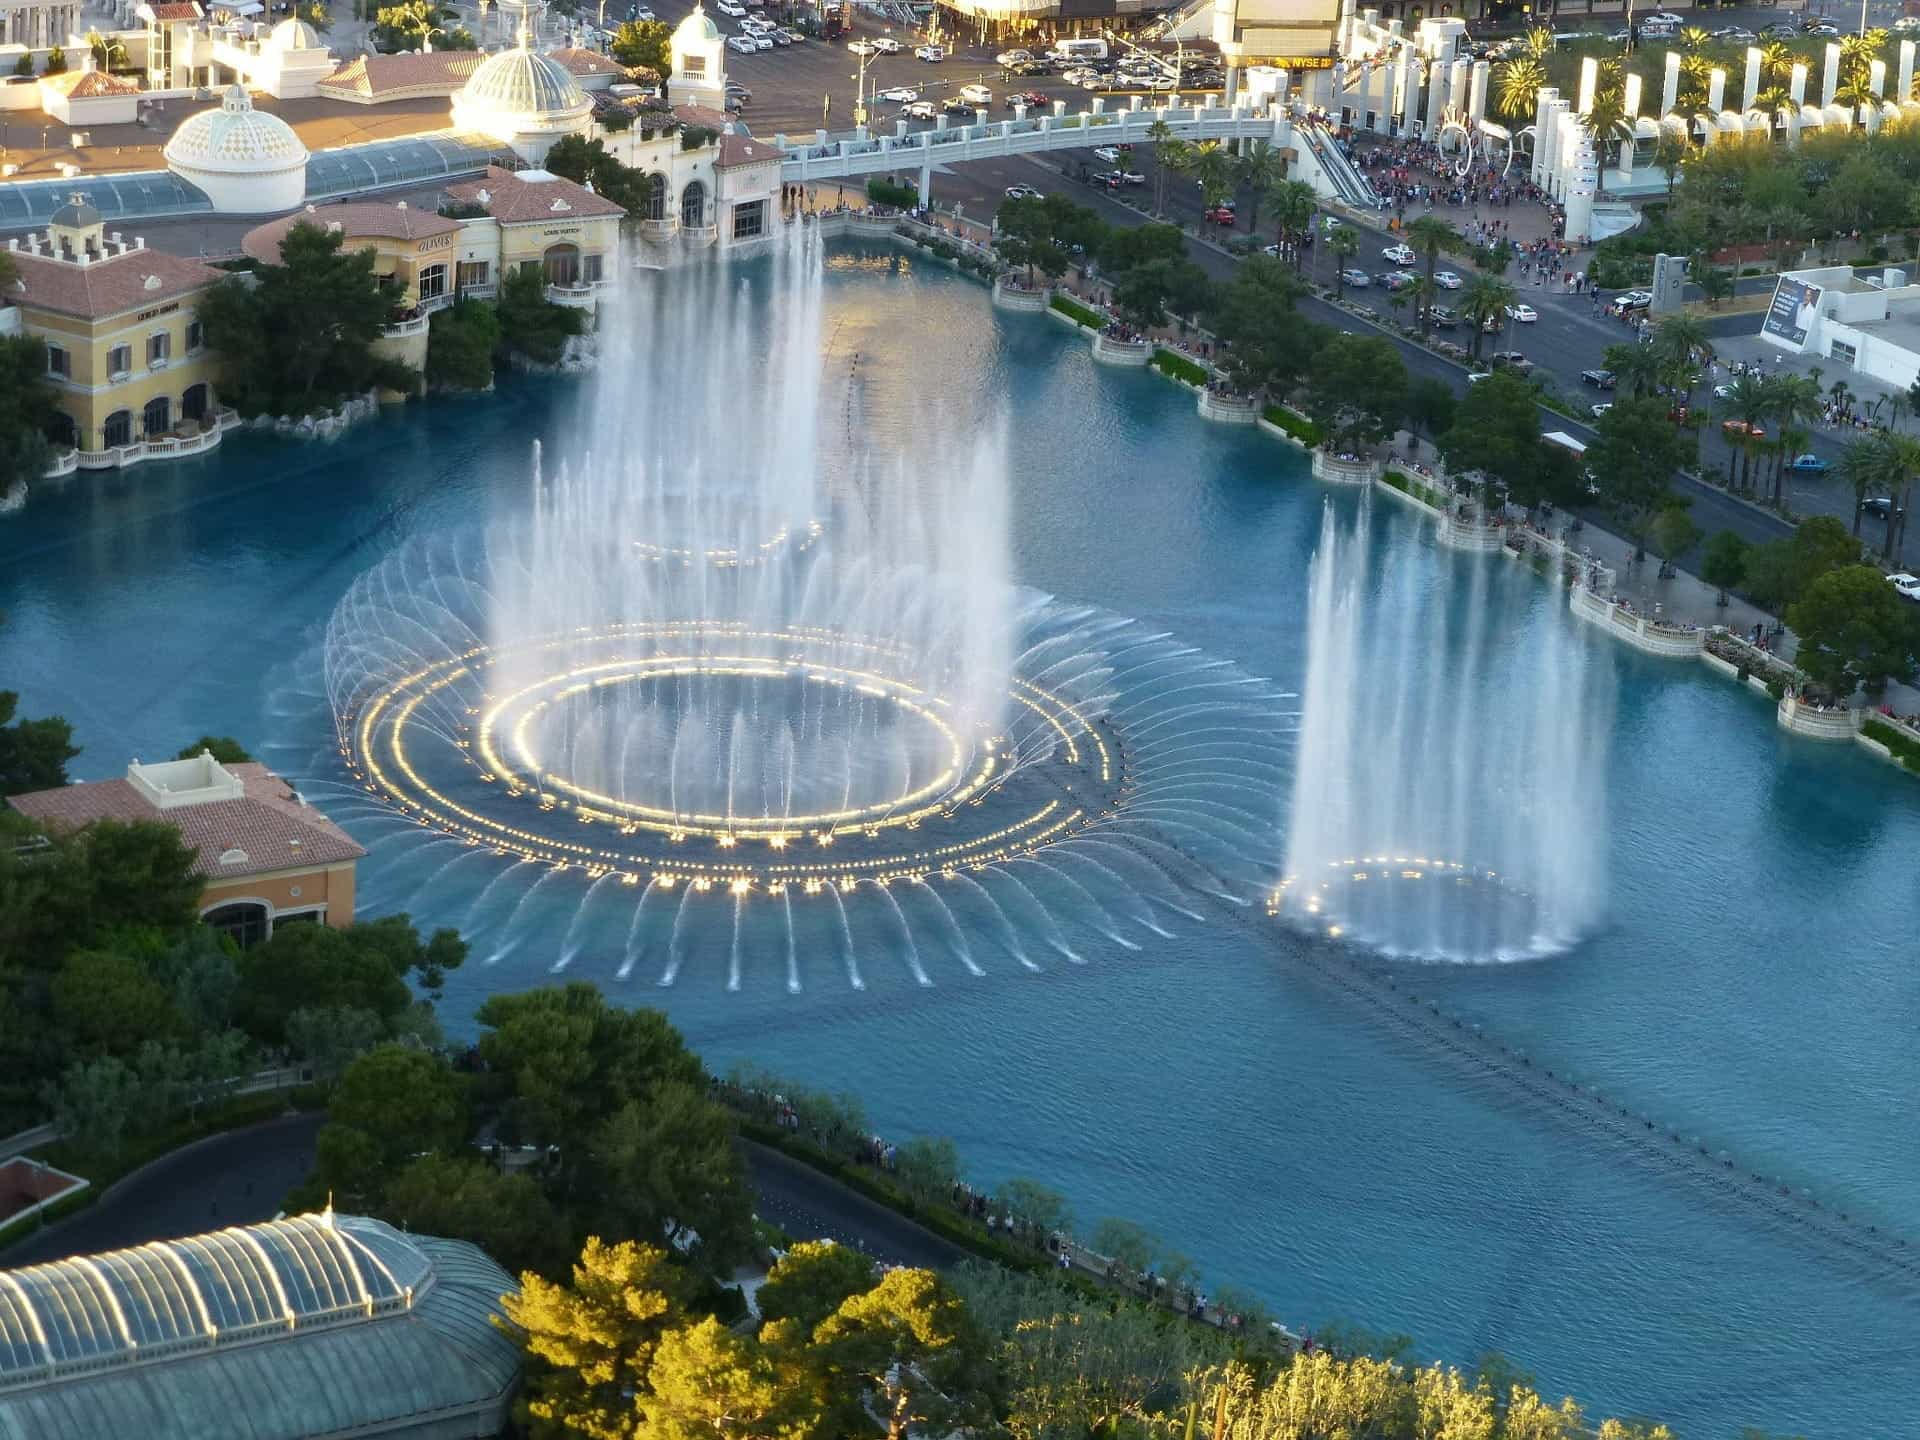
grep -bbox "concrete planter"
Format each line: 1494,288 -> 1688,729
1569,585 -> 1706,657
1197,389 -> 1259,424
1090,331 -> 1152,366
1437,515 -> 1507,552
1777,695 -> 1864,741
1311,451 -> 1378,484
992,277 -> 1050,311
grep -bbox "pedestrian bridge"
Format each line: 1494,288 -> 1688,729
772,98 -> 1295,196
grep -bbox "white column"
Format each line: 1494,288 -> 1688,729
1901,40 -> 1915,104
1662,51 -> 1680,117
1744,47 -> 1761,112
1577,55 -> 1598,116
1871,58 -> 1887,99
1708,68 -> 1725,114
1468,58 -> 1488,125
1448,57 -> 1469,115
1424,59 -> 1446,135
1791,62 -> 1808,106
1623,71 -> 1642,122
1823,42 -> 1841,107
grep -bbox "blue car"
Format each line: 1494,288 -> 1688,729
1784,453 -> 1830,474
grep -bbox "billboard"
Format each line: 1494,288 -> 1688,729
1762,276 -> 1823,348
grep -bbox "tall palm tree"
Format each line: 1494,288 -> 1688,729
1838,433 -> 1885,535
1767,374 -> 1823,502
1603,341 -> 1662,399
1650,314 -> 1711,409
1495,58 -> 1546,121
1234,141 -> 1287,237
1404,215 -> 1459,328
1147,119 -> 1178,217
1185,141 -> 1234,211
1679,25 -> 1713,50
1886,436 -> 1920,560
1461,275 -> 1514,361
1265,178 -> 1317,273
1719,373 -> 1774,490
1652,131 -> 1687,199
1329,225 -> 1359,293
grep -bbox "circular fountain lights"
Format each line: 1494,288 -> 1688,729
1269,854 -> 1556,962
344,619 -> 1123,894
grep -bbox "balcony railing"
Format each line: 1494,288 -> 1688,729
380,316 -> 429,338
546,283 -> 598,308
418,292 -> 455,315
458,283 -> 497,300
640,217 -> 679,241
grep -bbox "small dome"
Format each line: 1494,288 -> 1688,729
674,3 -> 719,43
455,39 -> 591,126
164,85 -> 310,175
268,15 -> 320,50
49,193 -> 102,229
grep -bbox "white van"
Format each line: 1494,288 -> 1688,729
1049,37 -> 1108,61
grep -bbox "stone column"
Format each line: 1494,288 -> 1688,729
1823,42 -> 1841,107
1662,51 -> 1679,117
1447,56 -> 1468,116
1468,58 -> 1488,125
1424,59 -> 1445,136
1577,55 -> 1597,116
1871,58 -> 1887,100
1791,62 -> 1808,107
1623,71 -> 1642,123
1744,47 -> 1761,112
1708,67 -> 1725,115
1901,40 -> 1915,105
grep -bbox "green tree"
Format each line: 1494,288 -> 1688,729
0,334 -> 59,489
590,1081 -> 756,1269
1305,333 -> 1407,449
1585,397 -> 1695,555
756,1240 -> 877,1333
381,1154 -> 568,1278
316,1043 -> 467,1191
894,1135 -> 960,1202
1439,369 -> 1564,511
1328,224 -> 1360,293
1264,177 -> 1318,271
1184,140 -> 1235,210
0,689 -> 79,796
174,735 -> 251,763
1700,530 -> 1749,605
500,1237 -> 694,1440
235,915 -> 462,1043
1406,375 -> 1456,443
610,17 -> 672,75
284,1003 -> 386,1081
51,947 -> 183,1057
1459,275 -> 1515,362
1232,141 -> 1287,238
1207,255 -> 1315,395
1146,117 -> 1177,216
497,265 -> 588,367
43,45 -> 66,74
371,0 -> 457,50
1787,566 -> 1920,697
1403,215 -> 1460,328
1090,1217 -> 1157,1271
427,298 -> 500,390
814,1268 -> 980,1440
992,1176 -> 1071,1239
1649,502 -> 1703,579
45,1055 -> 139,1158
83,26 -> 127,69
641,1317 -> 819,1440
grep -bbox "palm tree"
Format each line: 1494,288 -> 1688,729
1265,178 -> 1317,274
1767,374 -> 1823,503
1404,215 -> 1459,328
1886,436 -> 1920,560
1495,58 -> 1546,121
1147,119 -> 1178,217
1650,314 -> 1711,408
1838,433 -> 1884,535
1652,131 -> 1687,200
1234,141 -> 1287,237
1461,275 -> 1514,361
1603,341 -> 1662,399
1679,25 -> 1713,50
1329,225 -> 1359,293
84,27 -> 127,70
1185,141 -> 1234,211
1720,372 -> 1773,490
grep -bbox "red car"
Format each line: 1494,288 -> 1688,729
1204,204 -> 1237,226
1005,89 -> 1050,108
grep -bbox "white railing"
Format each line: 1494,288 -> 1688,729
42,449 -> 79,479
546,283 -> 597,307
418,292 -> 455,315
380,316 -> 428,338
71,422 -> 229,472
640,217 -> 679,241
458,283 -> 497,300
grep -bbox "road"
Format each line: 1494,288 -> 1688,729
1,1113 -> 963,1274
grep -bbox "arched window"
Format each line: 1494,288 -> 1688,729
204,901 -> 270,948
102,410 -> 132,449
418,262 -> 448,301
646,172 -> 668,222
44,411 -> 77,449
143,395 -> 171,436
681,179 -> 707,229
181,383 -> 210,423
542,243 -> 580,286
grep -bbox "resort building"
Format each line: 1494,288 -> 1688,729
1756,264 -> 1920,390
8,750 -> 364,946
2,195 -> 227,465
443,163 -> 626,297
162,83 -> 310,213
450,20 -> 594,163
0,1209 -> 522,1440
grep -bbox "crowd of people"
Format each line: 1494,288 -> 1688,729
1345,133 -> 1556,223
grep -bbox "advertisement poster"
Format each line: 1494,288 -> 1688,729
1762,277 -> 1822,347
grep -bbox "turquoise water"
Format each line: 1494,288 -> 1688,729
3,248 -> 1917,1435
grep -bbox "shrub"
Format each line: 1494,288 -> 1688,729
866,177 -> 918,209
1150,348 -> 1208,386
1863,717 -> 1920,773
1261,403 -> 1323,446
1049,294 -> 1102,328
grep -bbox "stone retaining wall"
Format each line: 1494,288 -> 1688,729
1197,390 -> 1259,424
1090,331 -> 1152,366
1310,452 -> 1378,484
1777,695 -> 1864,741
992,277 -> 1051,311
1436,515 -> 1507,553
1568,586 -> 1707,657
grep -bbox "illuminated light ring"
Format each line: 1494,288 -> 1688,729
1267,854 -> 1540,949
345,620 -> 1128,894
632,518 -> 826,569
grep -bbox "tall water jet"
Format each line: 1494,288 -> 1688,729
1279,503 -> 1611,961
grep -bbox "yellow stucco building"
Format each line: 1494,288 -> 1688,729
4,195 -> 229,468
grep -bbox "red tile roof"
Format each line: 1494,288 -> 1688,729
6,244 -> 222,322
142,1 -> 205,19
9,764 -> 365,881
317,50 -> 482,100
672,103 -> 729,130
716,132 -> 780,169
242,203 -> 461,265
547,47 -> 630,79
40,68 -> 145,98
444,165 -> 626,224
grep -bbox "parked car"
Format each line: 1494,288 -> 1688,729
768,27 -> 792,43
915,44 -> 944,60
1382,243 -> 1416,265
1784,453 -> 1830,474
1005,90 -> 1049,108
726,82 -> 751,100
725,34 -> 755,52
1889,572 -> 1920,601
877,85 -> 919,102
995,48 -> 1032,65
715,0 -> 745,12
1433,270 -> 1462,289
749,32 -> 773,49
1581,368 -> 1615,390
959,82 -> 993,104
1506,303 -> 1538,323
1490,350 -> 1534,375
1864,496 -> 1896,519
1092,145 -> 1123,162
1381,270 -> 1415,291
780,28 -> 805,42
1591,402 -> 1613,417
1204,204 -> 1237,226
1338,268 -> 1371,288
1095,169 -> 1145,186
872,36 -> 903,53
1005,183 -> 1043,200
1008,58 -> 1053,75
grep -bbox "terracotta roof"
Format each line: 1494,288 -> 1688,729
242,203 -> 461,264
40,68 -> 145,98
672,103 -> 729,130
716,132 -> 780,169
547,46 -> 629,78
444,164 -> 625,224
5,244 -> 222,322
8,764 -> 365,881
317,50 -> 482,100
142,0 -> 204,19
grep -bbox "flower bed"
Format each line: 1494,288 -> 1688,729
1050,294 -> 1103,328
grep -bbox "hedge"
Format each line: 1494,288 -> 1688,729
1049,294 -> 1102,328
1863,717 -> 1920,773
1261,404 -> 1323,446
866,177 -> 918,209
1380,467 -> 1445,510
1150,349 -> 1208,386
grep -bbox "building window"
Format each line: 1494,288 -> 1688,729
582,252 -> 603,284
148,331 -> 171,367
143,395 -> 171,436
543,243 -> 581,286
684,53 -> 705,77
46,412 -> 77,449
107,344 -> 131,379
732,200 -> 766,240
1830,339 -> 1857,365
419,263 -> 448,301
681,180 -> 707,229
46,345 -> 69,378
182,383 -> 209,422
644,173 -> 667,222
457,259 -> 491,290
186,320 -> 204,352
102,410 -> 132,448
204,901 -> 270,948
